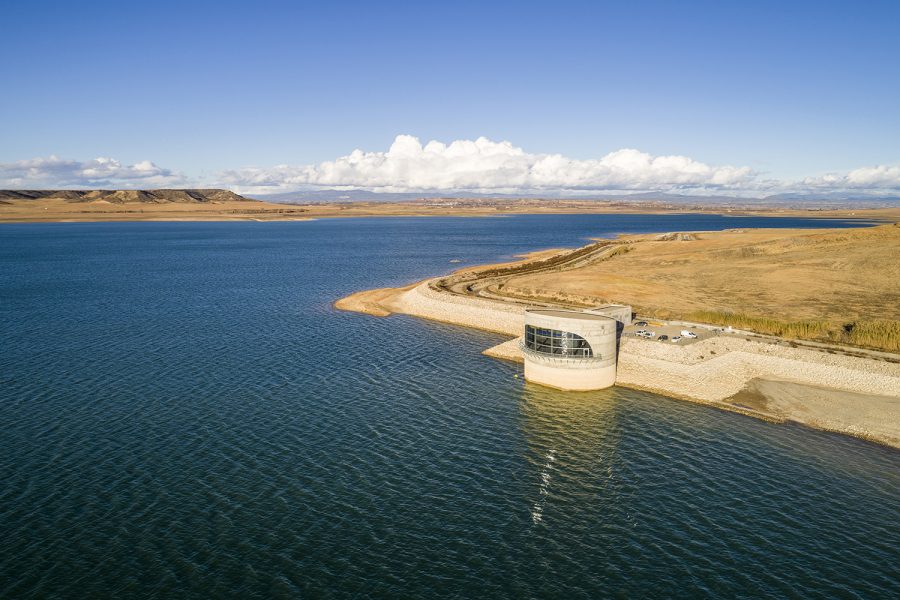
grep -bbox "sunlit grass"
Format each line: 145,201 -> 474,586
685,310 -> 900,352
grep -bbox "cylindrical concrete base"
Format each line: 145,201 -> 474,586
524,357 -> 617,391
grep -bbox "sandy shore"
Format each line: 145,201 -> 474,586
336,279 -> 900,448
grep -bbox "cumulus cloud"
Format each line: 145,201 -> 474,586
4,137 -> 899,198
219,134 -> 758,195
0,155 -> 187,188
802,164 -> 900,190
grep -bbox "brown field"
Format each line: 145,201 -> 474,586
2,192 -> 899,223
462,223 -> 900,352
0,198 -> 313,222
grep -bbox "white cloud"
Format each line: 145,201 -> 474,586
802,164 -> 900,190
219,134 -> 758,194
0,155 -> 187,188
3,137 -> 898,199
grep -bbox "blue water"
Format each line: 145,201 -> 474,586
1,215 -> 898,599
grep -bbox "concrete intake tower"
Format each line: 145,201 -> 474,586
521,306 -> 631,391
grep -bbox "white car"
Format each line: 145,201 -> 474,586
670,336 -> 682,343
641,331 -> 656,339
680,330 -> 698,338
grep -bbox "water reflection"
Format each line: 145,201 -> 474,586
517,383 -> 623,526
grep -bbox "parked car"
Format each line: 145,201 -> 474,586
634,321 -> 648,327
670,336 -> 682,342
658,335 -> 669,341
641,331 -> 656,338
680,330 -> 698,338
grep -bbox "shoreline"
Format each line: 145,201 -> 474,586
3,198 -> 900,224
335,248 -> 900,449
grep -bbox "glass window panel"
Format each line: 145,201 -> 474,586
524,325 -> 594,357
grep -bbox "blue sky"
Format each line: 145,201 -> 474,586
2,0 -> 899,195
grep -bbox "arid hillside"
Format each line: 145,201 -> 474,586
0,189 -> 312,222
0,189 -> 253,203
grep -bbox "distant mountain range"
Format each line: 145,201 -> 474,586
248,189 -> 453,203
763,191 -> 900,203
0,189 -> 252,204
249,188 -> 900,207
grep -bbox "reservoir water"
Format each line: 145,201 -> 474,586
1,215 -> 898,598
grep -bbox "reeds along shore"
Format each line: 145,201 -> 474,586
683,312 -> 900,353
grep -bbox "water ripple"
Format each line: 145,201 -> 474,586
1,219 -> 898,599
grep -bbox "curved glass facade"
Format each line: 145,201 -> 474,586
524,325 -> 593,357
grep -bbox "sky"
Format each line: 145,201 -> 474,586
2,0 -> 899,196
